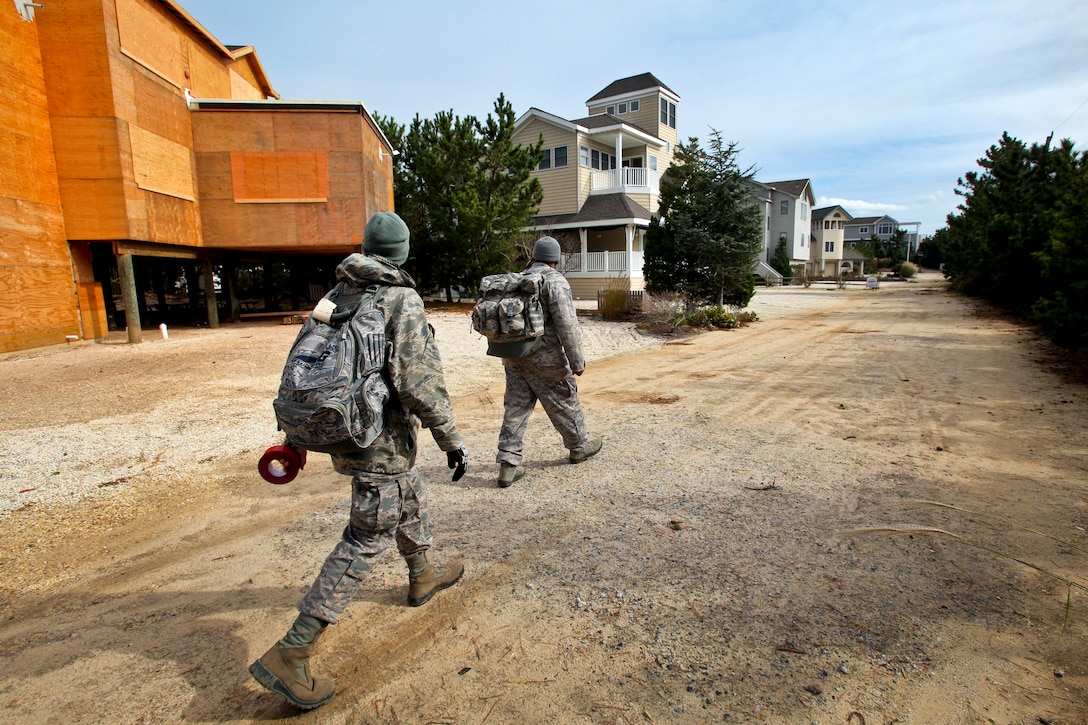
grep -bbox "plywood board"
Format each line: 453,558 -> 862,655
77,282 -> 108,340
229,68 -> 263,101
187,41 -> 230,99
49,116 -> 125,180
58,178 -> 130,240
129,125 -> 196,201
145,190 -> 200,246
133,70 -> 192,146
191,112 -> 274,153
0,197 -> 68,265
192,151 -> 234,201
271,113 -> 330,152
230,152 -> 328,203
0,265 -> 79,345
36,0 -> 116,118
198,198 -> 297,248
115,0 -> 186,88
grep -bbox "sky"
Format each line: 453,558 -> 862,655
179,0 -> 1088,237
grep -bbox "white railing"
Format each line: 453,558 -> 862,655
590,168 -> 659,194
561,251 -> 644,276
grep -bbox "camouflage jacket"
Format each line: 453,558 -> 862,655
504,262 -> 585,375
329,253 -> 462,475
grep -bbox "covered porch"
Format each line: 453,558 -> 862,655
534,194 -> 652,299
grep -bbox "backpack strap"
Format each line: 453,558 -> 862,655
327,283 -> 378,324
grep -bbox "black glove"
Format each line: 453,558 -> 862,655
446,447 -> 468,482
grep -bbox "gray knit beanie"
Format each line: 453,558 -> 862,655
363,212 -> 410,266
532,236 -> 561,263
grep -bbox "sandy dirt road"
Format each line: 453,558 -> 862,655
1,273 -> 1086,724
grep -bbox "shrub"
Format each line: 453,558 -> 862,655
898,261 -> 917,278
600,276 -> 632,321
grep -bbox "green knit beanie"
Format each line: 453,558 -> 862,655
363,212 -> 410,266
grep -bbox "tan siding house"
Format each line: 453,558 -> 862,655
513,73 -> 680,299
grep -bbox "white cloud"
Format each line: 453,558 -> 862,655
818,197 -> 909,215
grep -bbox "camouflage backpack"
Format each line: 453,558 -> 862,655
273,282 -> 390,454
471,272 -> 546,354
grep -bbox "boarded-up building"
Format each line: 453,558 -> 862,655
1,0 -> 394,353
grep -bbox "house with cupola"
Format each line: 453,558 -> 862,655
511,73 -> 680,298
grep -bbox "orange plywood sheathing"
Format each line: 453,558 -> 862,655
229,68 -> 263,101
57,179 -> 130,241
77,282 -> 108,340
191,112 -> 274,153
129,125 -> 196,201
145,190 -> 201,246
0,265 -> 79,341
48,116 -> 126,181
187,41 -> 231,99
197,198 -> 298,248
230,152 -> 329,203
133,70 -> 193,146
115,0 -> 186,89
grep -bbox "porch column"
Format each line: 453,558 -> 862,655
615,133 -> 623,183
579,228 -> 588,272
117,252 -> 142,344
624,225 -> 634,275
201,257 -> 220,329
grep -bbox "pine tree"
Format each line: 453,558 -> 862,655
644,130 -> 764,307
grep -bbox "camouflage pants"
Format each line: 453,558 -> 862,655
298,468 -> 430,623
497,362 -> 588,466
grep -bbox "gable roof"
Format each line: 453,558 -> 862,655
812,205 -> 852,221
587,73 -> 679,104
762,179 -> 811,199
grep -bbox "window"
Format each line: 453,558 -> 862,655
800,203 -> 807,221
589,149 -> 615,170
660,98 -> 676,128
878,223 -> 894,235
825,240 -> 835,253
631,99 -> 640,112
649,155 -> 657,171
859,226 -> 869,234
618,102 -> 627,114
538,148 -> 551,171
554,146 -> 567,168
580,145 -> 589,167
824,220 -> 830,230
780,200 -> 789,215
606,105 -> 615,115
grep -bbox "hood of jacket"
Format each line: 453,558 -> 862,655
336,253 -> 416,289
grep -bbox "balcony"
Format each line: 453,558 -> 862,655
589,167 -> 659,196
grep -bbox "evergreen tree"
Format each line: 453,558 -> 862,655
644,131 -> 763,307
940,132 -> 1088,348
770,238 -> 793,279
376,96 -> 542,299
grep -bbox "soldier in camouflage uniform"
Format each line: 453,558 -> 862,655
495,236 -> 603,487
250,212 -> 469,710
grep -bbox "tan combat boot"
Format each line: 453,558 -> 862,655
569,436 -> 603,464
497,463 -> 525,488
249,641 -> 336,709
406,552 -> 464,606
